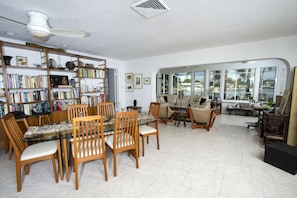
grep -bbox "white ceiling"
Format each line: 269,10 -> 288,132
1,0 -> 297,61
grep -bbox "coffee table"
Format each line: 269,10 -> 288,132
174,110 -> 187,127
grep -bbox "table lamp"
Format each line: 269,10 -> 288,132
211,87 -> 220,101
178,90 -> 184,106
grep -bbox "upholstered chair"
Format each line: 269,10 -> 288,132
189,107 -> 216,131
159,104 -> 176,125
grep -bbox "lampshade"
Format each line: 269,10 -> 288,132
211,87 -> 220,93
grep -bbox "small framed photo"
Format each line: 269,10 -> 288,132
134,73 -> 143,89
125,73 -> 133,82
144,77 -> 151,85
16,56 -> 27,66
125,83 -> 134,92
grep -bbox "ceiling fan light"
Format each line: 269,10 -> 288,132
27,26 -> 50,37
27,11 -> 50,37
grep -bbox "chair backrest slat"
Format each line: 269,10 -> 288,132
97,102 -> 115,116
148,102 -> 160,128
67,104 -> 88,121
113,111 -> 138,149
72,115 -> 105,158
1,113 -> 27,158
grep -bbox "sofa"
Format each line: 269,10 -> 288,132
156,94 -> 211,108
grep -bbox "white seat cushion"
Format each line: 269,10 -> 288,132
105,134 -> 134,149
21,140 -> 57,161
139,125 -> 157,135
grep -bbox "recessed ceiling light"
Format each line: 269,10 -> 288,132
5,31 -> 17,36
61,44 -> 68,47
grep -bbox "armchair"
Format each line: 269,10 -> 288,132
189,107 -> 216,131
159,104 -> 176,125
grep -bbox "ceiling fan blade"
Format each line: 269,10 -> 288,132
0,16 -> 26,27
50,28 -> 89,38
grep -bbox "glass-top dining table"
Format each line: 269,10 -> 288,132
23,113 -> 156,182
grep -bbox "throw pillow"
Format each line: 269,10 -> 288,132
164,96 -> 168,102
199,98 -> 207,105
159,96 -> 165,103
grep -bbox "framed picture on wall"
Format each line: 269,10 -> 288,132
125,73 -> 133,82
125,83 -> 134,92
16,56 -> 27,66
144,77 -> 150,85
134,73 -> 143,89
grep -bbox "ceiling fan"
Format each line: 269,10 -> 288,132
0,10 -> 89,42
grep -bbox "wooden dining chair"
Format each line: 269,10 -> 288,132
65,104 -> 89,181
105,111 -> 139,177
97,102 -> 115,116
71,115 -> 108,190
139,102 -> 160,156
7,111 -> 30,160
67,104 -> 88,120
0,113 -> 58,192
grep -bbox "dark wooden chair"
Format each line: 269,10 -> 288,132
263,112 -> 289,146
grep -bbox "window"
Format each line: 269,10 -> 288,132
172,72 -> 192,95
224,69 -> 255,101
157,59 -> 286,104
209,70 -> 221,99
160,74 -> 169,94
194,71 -> 205,96
259,67 -> 276,101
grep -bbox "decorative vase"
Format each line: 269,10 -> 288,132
66,61 -> 75,70
3,56 -> 12,66
133,99 -> 137,107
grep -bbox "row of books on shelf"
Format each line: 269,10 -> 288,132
10,102 -> 50,115
52,101 -> 78,111
78,68 -> 105,78
81,95 -> 105,107
9,90 -> 49,103
7,74 -> 48,89
51,89 -> 79,100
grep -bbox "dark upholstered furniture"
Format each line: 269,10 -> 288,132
264,142 -> 297,175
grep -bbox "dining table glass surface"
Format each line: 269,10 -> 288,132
23,112 -> 156,142
22,112 -> 155,182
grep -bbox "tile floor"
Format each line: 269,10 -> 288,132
1,114 -> 297,198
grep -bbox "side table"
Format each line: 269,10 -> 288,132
211,101 -> 222,114
174,110 -> 187,127
126,106 -> 142,113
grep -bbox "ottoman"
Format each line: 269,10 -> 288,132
264,142 -> 297,175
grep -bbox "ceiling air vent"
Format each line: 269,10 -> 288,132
131,0 -> 170,18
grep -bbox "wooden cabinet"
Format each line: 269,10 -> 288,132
0,40 -> 107,149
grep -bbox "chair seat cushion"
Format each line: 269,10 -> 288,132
105,134 -> 134,149
21,140 -> 57,161
139,125 -> 157,135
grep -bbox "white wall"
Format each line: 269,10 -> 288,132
2,35 -> 297,113
123,36 -> 297,112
